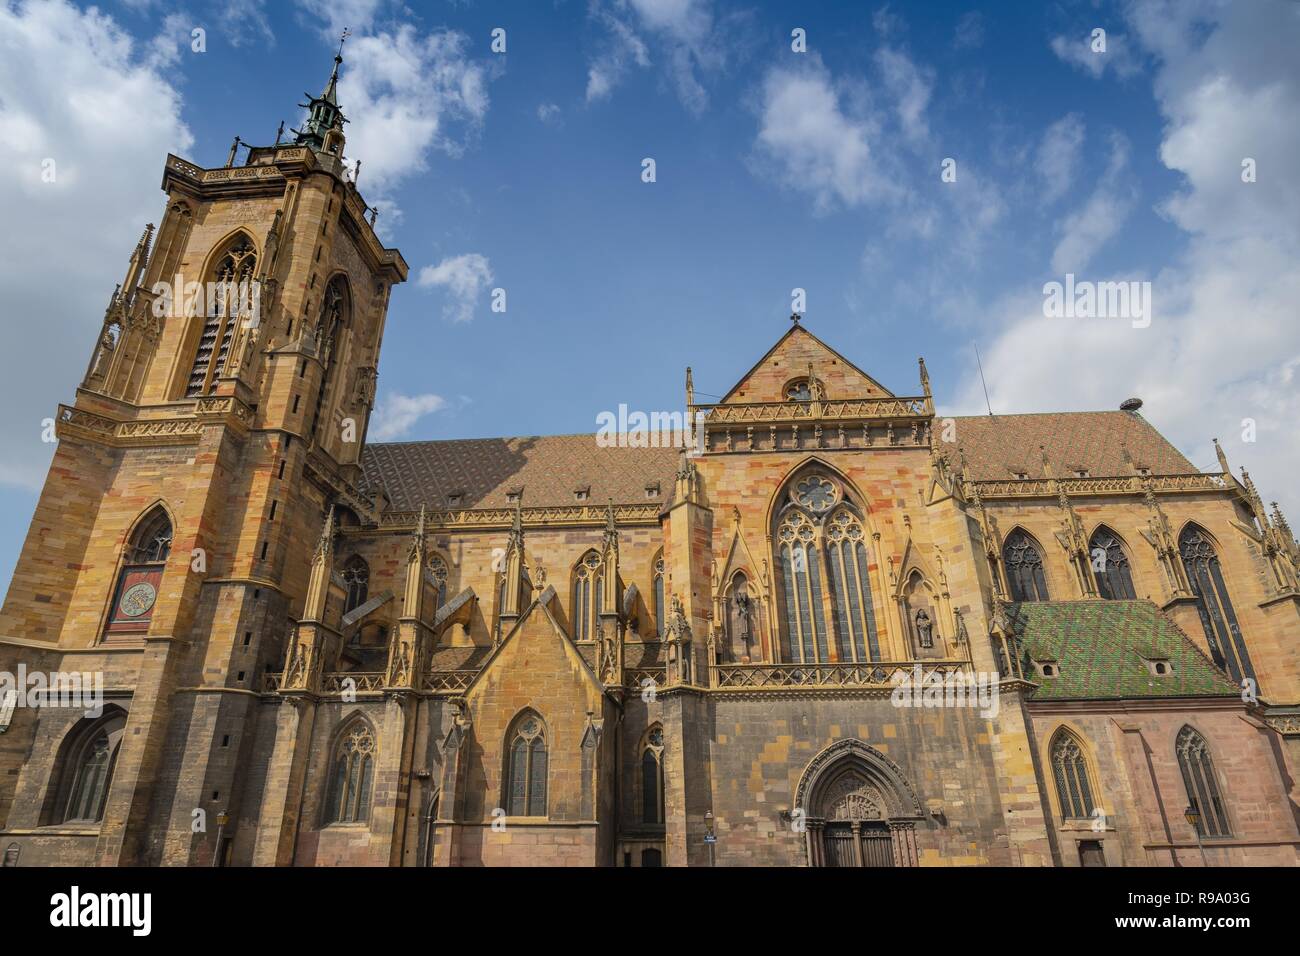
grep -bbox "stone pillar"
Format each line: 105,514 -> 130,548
250,696 -> 317,866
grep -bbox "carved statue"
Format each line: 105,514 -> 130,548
914,608 -> 934,649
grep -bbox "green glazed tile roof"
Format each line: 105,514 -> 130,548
1007,599 -> 1239,701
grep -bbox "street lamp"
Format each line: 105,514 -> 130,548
212,809 -> 230,867
704,809 -> 716,867
1183,805 -> 1208,867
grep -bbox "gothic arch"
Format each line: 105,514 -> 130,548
323,712 -> 377,825
769,461 -> 885,664
795,739 -> 923,820
122,501 -> 176,558
795,739 -> 923,868
503,709 -> 548,818
1002,526 -> 1050,602
197,227 -> 261,281
571,549 -> 604,642
41,705 -> 129,825
639,723 -> 665,825
763,455 -> 870,535
103,504 -> 174,639
1177,521 -> 1253,683
1043,724 -> 1104,822
308,273 -> 354,441
1174,724 -> 1231,838
181,230 -> 261,398
1088,524 -> 1137,600
341,553 -> 370,615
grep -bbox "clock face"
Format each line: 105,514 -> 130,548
119,581 -> 158,618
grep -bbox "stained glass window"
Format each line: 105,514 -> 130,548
342,555 -> 369,614
1050,730 -> 1096,821
505,712 -> 547,816
325,720 -> 375,824
1177,726 -> 1230,837
1090,527 -> 1136,599
1179,525 -> 1253,684
1004,529 -> 1049,602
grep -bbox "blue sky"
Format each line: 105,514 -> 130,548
1,0 -> 1298,591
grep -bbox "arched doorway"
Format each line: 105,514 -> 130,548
795,739 -> 924,867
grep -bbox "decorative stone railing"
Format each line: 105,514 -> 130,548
711,659 -> 967,690
323,672 -> 386,693
624,668 -> 666,690
422,670 -> 478,693
695,396 -> 931,425
375,502 -> 663,532
967,472 -> 1232,501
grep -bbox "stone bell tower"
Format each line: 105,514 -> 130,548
0,39 -> 407,866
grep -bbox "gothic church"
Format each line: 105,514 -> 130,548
2,54 -> 1299,868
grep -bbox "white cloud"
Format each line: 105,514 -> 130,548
537,102 -> 562,125
1049,133 -> 1134,273
218,0 -> 275,48
294,0 -> 386,40
874,47 -> 932,145
960,0 -> 1300,520
417,253 -> 494,323
752,58 -> 894,212
1035,113 -> 1086,205
335,26 -> 490,200
1050,30 -> 1141,79
585,0 -> 721,114
369,392 -> 446,441
0,0 -> 193,489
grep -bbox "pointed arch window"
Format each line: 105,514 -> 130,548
641,725 -> 665,825
187,235 -> 256,397
1050,729 -> 1096,821
774,473 -> 887,664
1004,529 -> 1050,602
777,509 -> 829,663
505,712 -> 548,817
427,554 -> 448,611
1176,726 -> 1230,838
1090,527 -> 1136,599
1179,525 -> 1253,684
59,713 -> 126,824
653,554 -> 666,638
572,551 -> 603,642
129,508 -> 173,564
106,507 -> 172,636
342,555 -> 369,615
325,719 -> 375,824
309,276 -> 350,440
824,508 -> 882,661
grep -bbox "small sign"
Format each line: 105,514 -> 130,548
704,834 -> 717,844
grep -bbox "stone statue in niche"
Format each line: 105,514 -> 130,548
914,608 -> 934,649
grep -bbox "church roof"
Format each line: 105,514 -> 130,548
949,411 -> 1199,480
1009,600 -> 1238,701
361,435 -> 680,511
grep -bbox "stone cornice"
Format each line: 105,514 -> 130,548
55,396 -> 252,448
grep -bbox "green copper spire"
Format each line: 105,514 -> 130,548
292,28 -> 350,153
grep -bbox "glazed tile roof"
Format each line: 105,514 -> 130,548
1008,600 -> 1238,701
950,411 -> 1199,480
361,411 -> 1198,510
361,434 -> 680,511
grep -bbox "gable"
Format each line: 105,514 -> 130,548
717,325 -> 896,404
